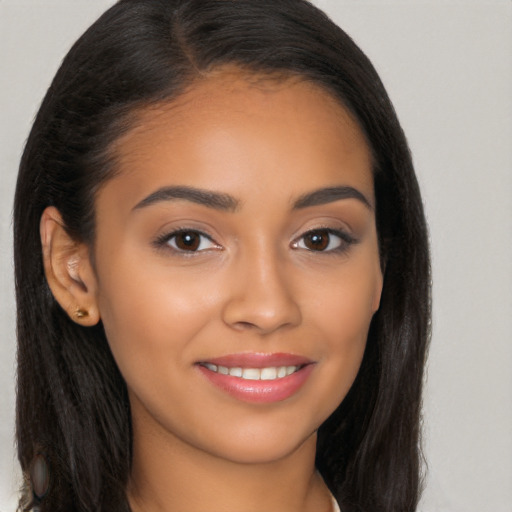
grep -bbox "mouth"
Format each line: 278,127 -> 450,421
199,363 -> 303,381
196,353 -> 314,403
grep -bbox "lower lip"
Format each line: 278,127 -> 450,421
197,364 -> 315,404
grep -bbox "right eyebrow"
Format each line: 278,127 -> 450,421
132,185 -> 240,212
292,185 -> 372,210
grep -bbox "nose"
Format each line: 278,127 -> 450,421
221,245 -> 302,335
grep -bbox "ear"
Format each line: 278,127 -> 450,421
40,206 -> 100,326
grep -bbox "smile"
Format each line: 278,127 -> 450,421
196,353 -> 314,403
200,363 -> 301,380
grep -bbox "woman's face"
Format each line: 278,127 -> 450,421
91,72 -> 382,464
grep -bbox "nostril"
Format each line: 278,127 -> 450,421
233,320 -> 258,330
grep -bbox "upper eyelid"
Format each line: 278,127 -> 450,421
170,228 -> 214,239
154,227 -> 220,250
294,225 -> 355,241
293,215 -> 354,233
157,225 -> 216,241
299,227 -> 352,238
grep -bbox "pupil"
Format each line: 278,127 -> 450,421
306,231 -> 329,251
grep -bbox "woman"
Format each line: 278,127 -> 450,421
14,0 -> 430,511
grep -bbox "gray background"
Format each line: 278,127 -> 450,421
1,1 -> 511,510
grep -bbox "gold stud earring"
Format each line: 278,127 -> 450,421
74,308 -> 89,319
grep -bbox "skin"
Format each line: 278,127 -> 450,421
41,70 -> 383,512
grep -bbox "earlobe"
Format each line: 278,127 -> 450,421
40,207 -> 100,326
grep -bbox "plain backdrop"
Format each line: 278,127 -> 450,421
1,1 -> 511,511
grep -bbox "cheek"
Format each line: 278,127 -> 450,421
95,255 -> 222,383
307,260 -> 380,404
312,261 -> 380,347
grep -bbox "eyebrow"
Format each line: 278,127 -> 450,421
133,184 -> 371,213
292,186 -> 372,210
133,185 -> 239,212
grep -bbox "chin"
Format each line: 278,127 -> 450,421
215,437 -> 315,466
195,418 -> 319,465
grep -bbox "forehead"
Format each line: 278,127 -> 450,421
105,69 -> 374,207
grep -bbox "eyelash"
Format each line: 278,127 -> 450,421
153,227 -> 357,255
291,227 -> 357,254
153,228 -> 220,254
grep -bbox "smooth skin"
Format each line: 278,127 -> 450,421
41,70 -> 383,512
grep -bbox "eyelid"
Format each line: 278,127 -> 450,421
291,226 -> 357,253
153,227 -> 222,254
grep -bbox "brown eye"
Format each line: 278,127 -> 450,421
303,230 -> 330,251
163,230 -> 218,253
174,231 -> 200,251
292,228 -> 355,253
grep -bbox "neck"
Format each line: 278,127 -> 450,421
127,402 -> 332,512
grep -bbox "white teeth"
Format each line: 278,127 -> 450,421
242,368 -> 261,380
203,364 -> 299,380
286,366 -> 296,376
260,367 -> 277,380
229,367 -> 243,377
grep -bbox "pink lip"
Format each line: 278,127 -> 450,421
196,352 -> 315,404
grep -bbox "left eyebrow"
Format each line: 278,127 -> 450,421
132,185 -> 240,212
292,186 -> 372,210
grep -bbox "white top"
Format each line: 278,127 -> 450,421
331,495 -> 341,512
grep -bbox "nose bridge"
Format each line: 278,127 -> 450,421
222,237 -> 301,334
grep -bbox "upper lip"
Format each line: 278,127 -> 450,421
197,352 -> 313,368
